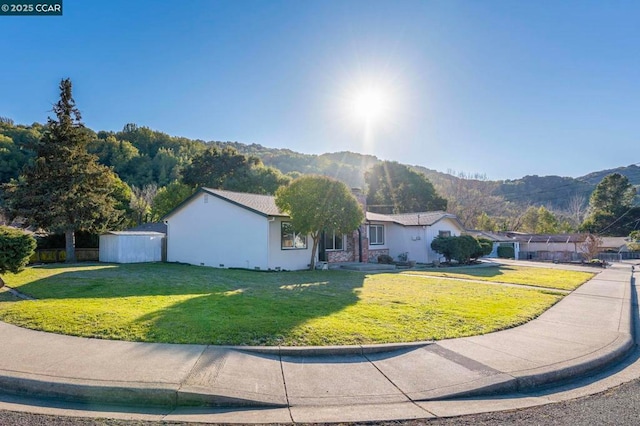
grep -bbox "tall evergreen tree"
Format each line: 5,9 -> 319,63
3,79 -> 123,262
581,173 -> 640,236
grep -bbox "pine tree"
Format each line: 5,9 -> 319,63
3,79 -> 123,262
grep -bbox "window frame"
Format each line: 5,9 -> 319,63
369,224 -> 385,245
438,230 -> 452,238
281,221 -> 307,250
323,230 -> 345,251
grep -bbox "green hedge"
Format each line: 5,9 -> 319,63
0,226 -> 37,277
497,246 -> 515,259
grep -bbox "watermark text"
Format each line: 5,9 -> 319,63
0,1 -> 62,16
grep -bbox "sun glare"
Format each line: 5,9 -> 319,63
351,87 -> 388,122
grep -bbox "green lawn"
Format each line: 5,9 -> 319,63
0,263 -> 582,346
403,265 -> 594,291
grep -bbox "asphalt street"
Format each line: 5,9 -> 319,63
1,375 -> 640,426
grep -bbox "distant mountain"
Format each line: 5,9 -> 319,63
577,164 -> 640,186
216,140 -> 638,212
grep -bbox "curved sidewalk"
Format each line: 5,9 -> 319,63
0,262 -> 635,420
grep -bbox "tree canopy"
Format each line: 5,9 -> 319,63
581,173 -> 640,236
150,181 -> 196,221
365,161 -> 447,214
2,79 -> 124,261
275,175 -> 364,270
181,146 -> 290,194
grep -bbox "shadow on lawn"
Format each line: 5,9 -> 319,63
8,263 -> 365,345
417,264 -> 513,278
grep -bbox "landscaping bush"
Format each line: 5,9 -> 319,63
0,226 -> 36,286
377,254 -> 394,264
474,237 -> 494,259
497,246 -> 515,259
453,235 -> 482,264
431,235 -> 487,265
431,236 -> 457,263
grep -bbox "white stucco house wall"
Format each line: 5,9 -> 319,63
365,211 -> 466,263
99,231 -> 164,263
163,188 -> 468,270
163,188 -> 313,271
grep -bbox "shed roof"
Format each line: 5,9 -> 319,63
104,231 -> 165,236
127,222 -> 167,234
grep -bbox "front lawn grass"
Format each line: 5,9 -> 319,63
403,265 -> 594,291
0,263 -> 572,346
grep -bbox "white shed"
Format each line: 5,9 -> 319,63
99,231 -> 164,263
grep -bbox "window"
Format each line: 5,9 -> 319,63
281,222 -> 307,249
438,230 -> 451,238
323,231 -> 344,251
369,224 -> 384,245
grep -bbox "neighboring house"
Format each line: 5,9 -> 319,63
471,232 -> 639,262
467,230 -> 520,259
600,237 -> 633,253
162,187 -> 467,270
511,233 -> 586,262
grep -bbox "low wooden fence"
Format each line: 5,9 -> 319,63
30,248 -> 99,264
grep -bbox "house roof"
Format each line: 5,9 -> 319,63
506,233 -> 587,243
465,230 -> 515,242
163,187 -> 465,227
600,237 -> 630,250
366,211 -> 463,228
163,187 -> 287,220
202,188 -> 287,217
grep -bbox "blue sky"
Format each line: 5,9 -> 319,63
1,0 -> 638,180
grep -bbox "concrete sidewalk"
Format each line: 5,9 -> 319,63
0,262 -> 635,422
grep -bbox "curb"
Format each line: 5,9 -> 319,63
239,341 -> 432,356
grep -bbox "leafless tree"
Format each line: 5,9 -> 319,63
578,233 -> 603,261
566,193 -> 588,226
130,184 -> 158,225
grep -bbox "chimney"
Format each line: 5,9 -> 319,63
351,188 -> 367,212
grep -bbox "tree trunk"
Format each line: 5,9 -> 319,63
0,275 -> 4,288
309,235 -> 319,270
65,229 -> 76,263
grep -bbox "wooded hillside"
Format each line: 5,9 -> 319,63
2,118 -> 638,232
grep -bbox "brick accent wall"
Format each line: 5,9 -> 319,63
368,248 -> 389,263
326,227 -> 370,264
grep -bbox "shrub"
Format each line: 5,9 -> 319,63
377,254 -> 394,264
497,246 -> 515,259
431,235 -> 487,264
431,236 -> 457,263
0,226 -> 37,285
454,235 -> 482,264
473,237 -> 493,259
